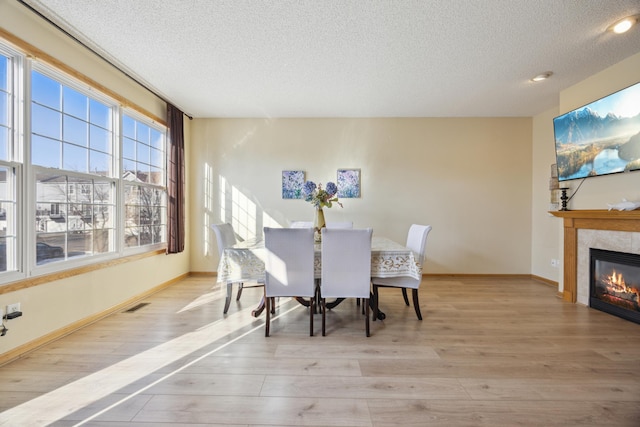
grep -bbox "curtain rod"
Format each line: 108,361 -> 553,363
17,0 -> 194,120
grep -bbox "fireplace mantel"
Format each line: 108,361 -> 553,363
550,209 -> 640,302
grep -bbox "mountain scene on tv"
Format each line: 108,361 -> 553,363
554,84 -> 640,181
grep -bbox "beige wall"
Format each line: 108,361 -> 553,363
530,107 -> 561,282
530,51 -> 640,289
0,1 -> 190,358
190,117 -> 533,275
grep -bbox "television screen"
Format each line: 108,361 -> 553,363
553,81 -> 640,181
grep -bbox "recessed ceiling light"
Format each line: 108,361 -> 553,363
530,72 -> 553,82
608,15 -> 639,34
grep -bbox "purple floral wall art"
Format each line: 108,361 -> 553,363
282,170 -> 305,199
337,169 -> 360,198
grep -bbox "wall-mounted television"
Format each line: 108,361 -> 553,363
553,81 -> 640,182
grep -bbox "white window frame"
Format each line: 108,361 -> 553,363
27,62 -> 120,274
0,38 -> 169,285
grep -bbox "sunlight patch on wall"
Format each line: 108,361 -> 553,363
219,174 -> 227,225
218,174 -> 260,240
203,162 -> 215,255
231,185 -> 256,240
263,211 -> 280,229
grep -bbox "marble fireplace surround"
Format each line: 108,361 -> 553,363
551,210 -> 640,304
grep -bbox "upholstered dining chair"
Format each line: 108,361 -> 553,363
290,221 -> 353,229
326,221 -> 353,229
211,223 -> 260,314
289,221 -> 313,228
263,227 -> 316,337
372,224 -> 432,320
320,228 -> 373,337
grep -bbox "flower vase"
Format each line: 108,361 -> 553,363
314,208 -> 325,242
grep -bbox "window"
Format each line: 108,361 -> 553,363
0,37 -> 168,282
0,48 -> 19,273
0,166 -> 17,272
122,114 -> 166,248
0,53 -> 12,161
31,71 -> 113,176
31,68 -> 118,265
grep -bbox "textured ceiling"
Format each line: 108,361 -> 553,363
20,0 -> 640,118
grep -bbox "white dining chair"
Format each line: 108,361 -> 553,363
320,228 -> 373,337
289,221 -> 313,228
211,223 -> 261,314
372,224 -> 432,320
263,227 -> 316,336
326,221 -> 353,229
290,221 -> 353,229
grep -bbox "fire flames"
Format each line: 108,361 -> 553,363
599,269 -> 640,310
605,269 -> 627,290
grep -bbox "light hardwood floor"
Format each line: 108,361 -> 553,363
0,276 -> 639,426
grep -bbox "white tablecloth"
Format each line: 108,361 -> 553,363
217,236 -> 422,284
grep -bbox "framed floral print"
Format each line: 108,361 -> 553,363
282,170 -> 305,199
337,168 -> 360,198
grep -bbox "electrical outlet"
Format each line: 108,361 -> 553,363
7,303 -> 20,314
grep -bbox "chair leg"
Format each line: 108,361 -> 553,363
365,298 -> 370,337
270,297 -> 276,314
236,283 -> 244,301
322,298 -> 326,336
372,285 -> 379,321
265,292 -> 271,337
412,289 -> 422,320
223,283 -> 233,314
309,297 -> 314,336
401,288 -> 410,306
315,286 -> 322,314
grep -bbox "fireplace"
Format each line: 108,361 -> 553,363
590,248 -> 640,324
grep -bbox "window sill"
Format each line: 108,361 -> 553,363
0,247 -> 167,295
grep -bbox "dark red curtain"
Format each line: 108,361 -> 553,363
166,104 -> 185,253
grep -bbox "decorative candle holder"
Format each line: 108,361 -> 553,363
560,188 -> 570,211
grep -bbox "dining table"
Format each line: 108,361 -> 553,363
217,235 -> 422,318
